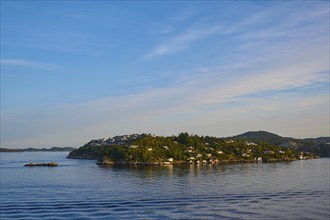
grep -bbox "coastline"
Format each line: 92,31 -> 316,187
93,156 -> 313,167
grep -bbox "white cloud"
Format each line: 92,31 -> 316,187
144,25 -> 221,58
156,25 -> 174,34
0,59 -> 60,71
144,1 -> 329,59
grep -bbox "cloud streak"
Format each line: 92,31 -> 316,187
145,2 -> 329,59
0,59 -> 61,71
144,24 -> 221,59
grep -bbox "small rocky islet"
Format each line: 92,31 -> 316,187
67,132 -> 323,166
24,162 -> 58,167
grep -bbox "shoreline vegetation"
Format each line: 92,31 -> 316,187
67,132 -> 325,166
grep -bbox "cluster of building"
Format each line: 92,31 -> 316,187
87,134 -> 147,146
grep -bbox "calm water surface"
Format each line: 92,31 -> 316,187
0,152 -> 329,219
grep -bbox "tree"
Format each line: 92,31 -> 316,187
177,132 -> 190,145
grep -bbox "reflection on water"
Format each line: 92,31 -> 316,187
1,152 -> 329,220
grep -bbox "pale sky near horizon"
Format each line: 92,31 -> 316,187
1,1 -> 329,148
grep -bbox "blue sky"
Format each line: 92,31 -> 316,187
1,1 -> 329,148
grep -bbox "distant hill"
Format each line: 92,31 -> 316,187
232,131 -> 284,144
230,131 -> 330,157
0,147 -> 76,152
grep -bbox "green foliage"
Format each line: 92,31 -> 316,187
177,132 -> 190,145
102,145 -> 126,162
69,132 -> 318,163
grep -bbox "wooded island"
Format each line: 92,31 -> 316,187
67,132 -> 322,165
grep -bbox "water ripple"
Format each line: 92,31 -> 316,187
1,189 -> 329,219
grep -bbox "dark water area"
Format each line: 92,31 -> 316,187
0,152 -> 329,219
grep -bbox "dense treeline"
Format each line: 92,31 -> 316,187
67,133 -> 318,164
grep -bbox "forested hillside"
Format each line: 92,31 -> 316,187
67,132 -> 321,165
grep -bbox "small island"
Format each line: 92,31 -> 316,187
1,147 -> 75,153
24,161 -> 58,167
67,132 -> 326,166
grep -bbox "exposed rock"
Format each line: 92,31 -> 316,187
96,156 -> 114,166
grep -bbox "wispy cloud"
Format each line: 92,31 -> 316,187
150,7 -> 202,37
156,25 -> 175,34
0,59 -> 61,71
144,25 -> 221,58
145,2 -> 329,59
